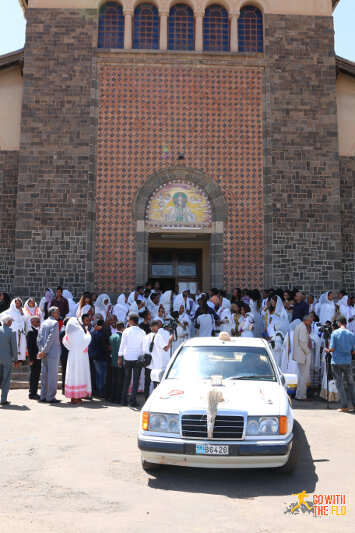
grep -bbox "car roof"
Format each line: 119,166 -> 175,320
182,337 -> 268,348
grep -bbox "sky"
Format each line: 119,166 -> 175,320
0,0 -> 354,60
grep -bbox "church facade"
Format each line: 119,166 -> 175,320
0,0 -> 354,298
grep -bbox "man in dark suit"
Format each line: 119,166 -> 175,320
0,313 -> 18,406
27,316 -> 41,400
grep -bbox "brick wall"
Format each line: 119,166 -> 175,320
0,151 -> 18,293
339,156 -> 355,293
264,15 -> 343,293
96,64 -> 264,293
13,9 -> 97,298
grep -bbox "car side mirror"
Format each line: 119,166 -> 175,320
280,374 -> 286,386
150,369 -> 164,383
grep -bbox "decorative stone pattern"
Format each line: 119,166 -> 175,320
264,15 -> 343,293
0,151 -> 18,292
339,156 -> 355,293
96,64 -> 264,292
13,9 -> 97,298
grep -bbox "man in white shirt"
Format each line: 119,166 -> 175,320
196,304 -> 214,337
143,320 -> 173,400
119,314 -> 146,407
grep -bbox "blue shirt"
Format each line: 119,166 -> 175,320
329,328 -> 355,365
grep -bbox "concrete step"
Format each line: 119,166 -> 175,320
10,362 -> 63,390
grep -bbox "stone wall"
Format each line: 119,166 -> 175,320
13,9 -> 97,298
264,15 -> 343,293
0,151 -> 18,293
339,156 -> 355,293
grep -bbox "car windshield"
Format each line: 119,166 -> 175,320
166,346 -> 276,381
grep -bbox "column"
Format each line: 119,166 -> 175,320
194,12 -> 204,51
159,11 -> 169,50
229,12 -> 239,52
123,10 -> 133,49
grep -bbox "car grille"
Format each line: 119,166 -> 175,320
181,413 -> 244,440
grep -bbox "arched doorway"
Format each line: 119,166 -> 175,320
133,168 -> 227,292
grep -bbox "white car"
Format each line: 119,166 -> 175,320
138,336 -> 300,473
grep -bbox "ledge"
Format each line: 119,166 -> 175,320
94,48 -> 265,68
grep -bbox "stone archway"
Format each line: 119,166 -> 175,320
133,168 -> 227,288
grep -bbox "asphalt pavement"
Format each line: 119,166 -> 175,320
0,390 -> 354,533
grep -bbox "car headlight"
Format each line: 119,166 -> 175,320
246,416 -> 284,436
147,413 -> 180,434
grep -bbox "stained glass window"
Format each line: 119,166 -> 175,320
98,2 -> 124,49
168,5 -> 194,51
238,6 -> 263,53
133,4 -> 160,50
203,5 -> 229,52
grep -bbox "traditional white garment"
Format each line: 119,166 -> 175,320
308,297 -> 317,314
8,299 -> 27,361
172,312 -> 191,350
23,299 -> 43,331
63,290 -> 78,318
347,305 -> 355,334
309,332 -> 322,389
218,307 -> 233,334
317,291 -> 336,324
262,297 -> 289,338
249,298 -> 263,338
222,297 -> 232,311
173,293 -> 186,312
112,294 -> 130,324
160,291 -> 173,315
238,313 -> 255,338
63,317 -> 92,399
337,295 -> 349,322
196,313 -> 214,337
94,294 -> 111,318
280,320 -> 301,394
271,330 -> 286,367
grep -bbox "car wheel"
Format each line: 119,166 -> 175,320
277,420 -> 300,474
141,457 -> 162,472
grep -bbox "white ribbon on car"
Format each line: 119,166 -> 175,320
206,389 -> 224,439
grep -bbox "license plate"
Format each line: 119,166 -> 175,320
196,444 -> 229,455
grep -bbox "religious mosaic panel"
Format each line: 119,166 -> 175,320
96,64 -> 264,292
145,181 -> 212,230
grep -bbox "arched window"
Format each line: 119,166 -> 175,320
133,4 -> 160,49
98,2 -> 124,49
238,6 -> 263,53
168,5 -> 194,51
203,5 -> 229,52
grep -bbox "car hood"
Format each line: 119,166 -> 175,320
147,379 -> 287,416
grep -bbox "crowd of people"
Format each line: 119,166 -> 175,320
0,283 -> 354,410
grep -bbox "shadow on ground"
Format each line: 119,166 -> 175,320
147,422 -> 319,499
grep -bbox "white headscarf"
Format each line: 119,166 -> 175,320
62,317 -> 91,352
318,291 -> 336,323
113,294 -> 130,323
94,294 -> 111,317
63,290 -> 78,317
23,299 -> 41,318
173,293 -> 186,312
337,295 -> 349,318
160,291 -> 173,314
273,296 -> 290,335
81,304 -> 92,316
8,298 -> 26,333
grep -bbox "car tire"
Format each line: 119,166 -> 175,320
141,457 -> 163,472
277,420 -> 300,474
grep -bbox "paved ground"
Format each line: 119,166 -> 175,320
0,390 -> 354,533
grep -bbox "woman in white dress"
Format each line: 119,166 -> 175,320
23,298 -> 43,331
238,304 -> 255,338
94,294 -> 112,321
218,305 -> 233,335
63,317 -> 92,404
262,296 -> 289,339
63,290 -> 78,318
8,298 -> 27,362
280,319 -> 301,395
172,305 -> 191,350
348,297 -> 355,334
316,291 -> 336,324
